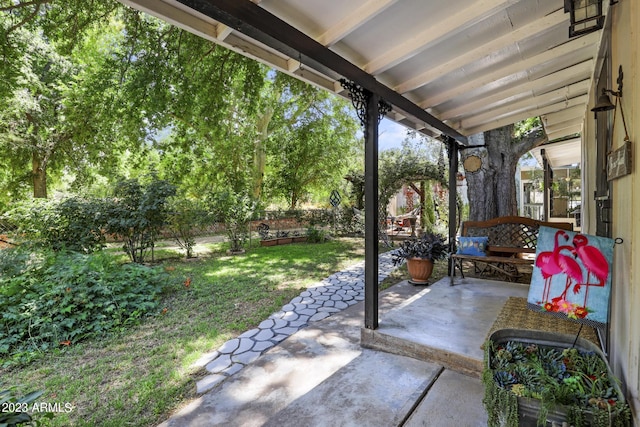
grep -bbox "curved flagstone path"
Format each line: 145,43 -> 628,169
193,250 -> 401,393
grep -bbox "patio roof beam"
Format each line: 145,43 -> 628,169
173,0 -> 467,144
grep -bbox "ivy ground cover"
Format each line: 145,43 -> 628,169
1,238 -> 364,427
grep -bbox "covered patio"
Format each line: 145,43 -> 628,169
118,0 -> 640,424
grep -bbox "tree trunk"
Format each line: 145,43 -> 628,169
252,107 -> 273,199
464,124 -> 546,222
32,151 -> 48,198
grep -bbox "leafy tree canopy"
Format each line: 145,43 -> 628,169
0,1 -> 361,210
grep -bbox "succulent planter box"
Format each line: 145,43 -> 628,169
260,239 -> 278,247
483,329 -> 631,427
292,236 -> 307,243
276,237 -> 293,245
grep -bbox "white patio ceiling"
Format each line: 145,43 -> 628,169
119,0 -> 609,163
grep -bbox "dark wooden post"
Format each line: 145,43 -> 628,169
340,80 -> 390,330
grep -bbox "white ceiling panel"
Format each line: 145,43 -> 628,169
119,0 -> 611,162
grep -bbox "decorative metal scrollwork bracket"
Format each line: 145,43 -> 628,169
339,79 -> 391,127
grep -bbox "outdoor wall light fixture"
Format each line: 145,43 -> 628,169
564,0 -> 605,37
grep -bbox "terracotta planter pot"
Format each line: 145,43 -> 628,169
406,257 -> 434,285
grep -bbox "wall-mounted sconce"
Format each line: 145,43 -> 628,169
591,65 -> 623,113
564,0 -> 605,37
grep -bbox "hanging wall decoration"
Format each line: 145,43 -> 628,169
607,141 -> 632,180
527,226 -> 614,327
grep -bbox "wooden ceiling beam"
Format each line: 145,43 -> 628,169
317,0 -> 398,47
439,61 -> 593,120
458,80 -> 590,128
462,94 -> 588,135
546,124 -> 582,141
542,104 -> 586,124
544,119 -> 582,134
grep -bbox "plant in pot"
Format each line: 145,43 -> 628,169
276,230 -> 292,245
483,329 -> 631,427
392,231 -> 448,284
258,223 -> 278,247
291,230 -> 307,243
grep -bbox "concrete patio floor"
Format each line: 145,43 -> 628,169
159,276 -> 529,427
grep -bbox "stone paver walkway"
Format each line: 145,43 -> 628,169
193,250 -> 400,393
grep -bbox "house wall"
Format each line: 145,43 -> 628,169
583,1 -> 639,421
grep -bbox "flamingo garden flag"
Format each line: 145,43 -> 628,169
527,226 -> 615,327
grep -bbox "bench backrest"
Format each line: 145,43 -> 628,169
461,216 -> 574,254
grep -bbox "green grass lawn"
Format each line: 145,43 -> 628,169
2,238 -> 367,427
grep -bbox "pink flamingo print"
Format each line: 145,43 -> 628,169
535,230 -> 583,302
572,234 -> 609,307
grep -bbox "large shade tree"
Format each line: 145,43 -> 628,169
0,1 -> 146,200
266,76 -> 359,209
0,23 -> 74,198
1,1 -> 360,208
462,119 -> 547,222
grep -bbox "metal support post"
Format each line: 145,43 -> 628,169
363,92 -> 380,329
447,137 -> 459,283
339,79 -> 390,330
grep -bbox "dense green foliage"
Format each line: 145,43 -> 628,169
265,77 -> 360,208
0,248 -> 166,365
2,238 -> 366,427
3,176 -> 177,262
208,190 -> 257,253
0,1 -> 361,210
165,198 -> 210,259
104,177 -> 176,263
5,198 -> 108,253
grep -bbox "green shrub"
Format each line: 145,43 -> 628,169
334,205 -> 364,236
0,247 -> 165,364
3,198 -> 108,253
166,198 -> 209,258
208,191 -> 256,253
104,177 -> 176,263
306,226 -> 327,243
